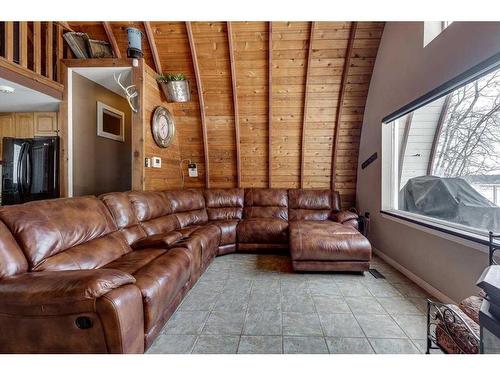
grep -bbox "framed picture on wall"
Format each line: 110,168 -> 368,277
97,101 -> 125,142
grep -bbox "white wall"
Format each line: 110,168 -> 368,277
358,22 -> 500,302
400,97 -> 446,187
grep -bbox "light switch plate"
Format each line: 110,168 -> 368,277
152,156 -> 162,168
188,163 -> 198,177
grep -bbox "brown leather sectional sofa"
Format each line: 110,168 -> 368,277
0,188 -> 371,353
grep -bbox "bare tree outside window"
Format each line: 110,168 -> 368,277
394,66 -> 500,232
432,70 -> 500,178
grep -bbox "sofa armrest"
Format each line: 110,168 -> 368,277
0,269 -> 135,306
133,232 -> 183,249
331,210 -> 359,229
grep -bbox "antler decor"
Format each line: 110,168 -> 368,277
114,73 -> 139,113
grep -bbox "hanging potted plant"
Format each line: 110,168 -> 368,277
157,73 -> 191,103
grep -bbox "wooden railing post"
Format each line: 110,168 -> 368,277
33,22 -> 42,74
4,22 -> 14,61
19,22 -> 28,68
45,22 -> 53,80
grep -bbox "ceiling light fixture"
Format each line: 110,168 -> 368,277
0,85 -> 15,94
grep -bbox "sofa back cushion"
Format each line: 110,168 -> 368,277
100,192 -> 147,245
0,220 -> 28,278
288,189 -> 341,221
0,197 -> 130,271
128,191 -> 180,236
165,190 -> 208,228
243,189 -> 288,220
204,188 -> 244,221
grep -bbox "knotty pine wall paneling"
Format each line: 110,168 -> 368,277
332,22 -> 383,208
232,21 -> 270,188
150,21 -> 206,188
190,22 -> 237,188
143,65 -> 183,190
68,21 -> 385,207
302,22 -> 349,190
271,22 -> 309,189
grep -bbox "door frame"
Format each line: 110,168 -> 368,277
59,58 -> 145,197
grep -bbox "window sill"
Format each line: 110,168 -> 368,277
380,209 -> 491,253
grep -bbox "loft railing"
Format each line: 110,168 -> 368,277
0,21 -> 72,83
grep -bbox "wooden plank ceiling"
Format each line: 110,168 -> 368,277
68,21 -> 384,208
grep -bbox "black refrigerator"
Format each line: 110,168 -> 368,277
1,137 -> 59,205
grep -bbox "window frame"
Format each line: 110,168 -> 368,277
381,51 -> 500,245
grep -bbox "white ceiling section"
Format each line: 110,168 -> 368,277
72,67 -> 132,98
0,77 -> 61,112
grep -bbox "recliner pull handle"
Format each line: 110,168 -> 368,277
75,316 -> 93,330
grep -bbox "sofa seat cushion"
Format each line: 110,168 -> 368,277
132,248 -> 192,332
289,221 -> 371,262
237,218 -> 288,244
104,248 -> 167,275
210,220 -> 238,245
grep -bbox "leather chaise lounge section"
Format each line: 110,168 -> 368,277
0,188 -> 370,353
288,189 -> 371,272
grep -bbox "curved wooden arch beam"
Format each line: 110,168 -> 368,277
268,21 -> 273,188
186,21 -> 210,188
398,113 -> 414,186
103,22 -> 121,58
143,22 -> 162,74
427,94 -> 452,175
331,21 -> 357,190
300,21 -> 316,188
227,22 -> 242,188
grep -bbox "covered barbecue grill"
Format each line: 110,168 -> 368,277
400,176 -> 500,232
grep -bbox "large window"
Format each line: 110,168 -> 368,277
383,57 -> 500,238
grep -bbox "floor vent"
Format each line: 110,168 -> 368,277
368,268 -> 386,279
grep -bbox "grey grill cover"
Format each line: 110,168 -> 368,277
400,176 -> 500,232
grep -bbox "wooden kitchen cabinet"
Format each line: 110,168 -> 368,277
15,113 -> 35,138
34,112 -> 58,136
0,112 -> 58,159
0,113 -> 16,158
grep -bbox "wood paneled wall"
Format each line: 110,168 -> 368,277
151,22 -> 206,188
231,22 -> 269,188
271,22 -> 309,188
143,65 -> 183,190
69,21 -> 384,207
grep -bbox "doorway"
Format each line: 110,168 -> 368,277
67,66 -> 133,197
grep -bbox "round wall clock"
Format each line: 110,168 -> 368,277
151,106 -> 175,148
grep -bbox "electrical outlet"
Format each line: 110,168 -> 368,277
145,158 -> 151,168
188,163 -> 198,177
152,157 -> 162,168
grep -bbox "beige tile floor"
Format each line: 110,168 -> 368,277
147,253 -> 435,354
